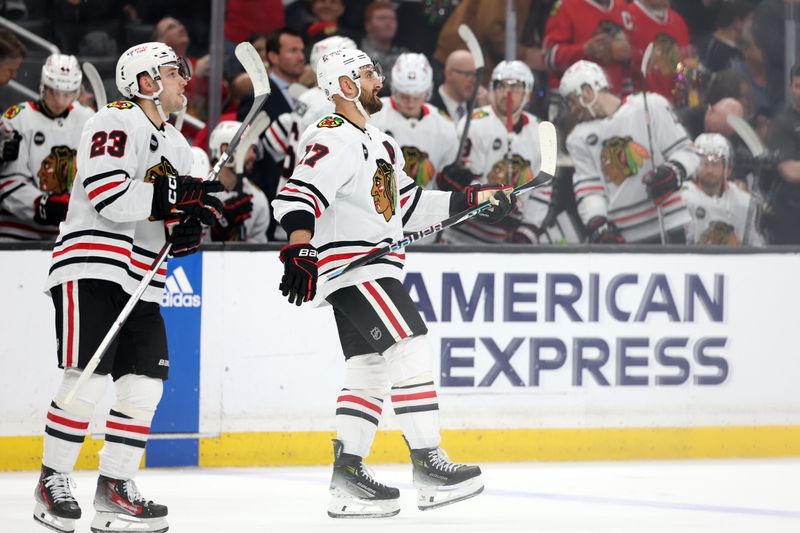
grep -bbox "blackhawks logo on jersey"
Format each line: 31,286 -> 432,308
471,109 -> 489,120
38,146 -> 77,194
3,103 -> 23,119
700,221 -> 739,246
600,137 -> 650,186
317,116 -> 343,128
107,101 -> 135,110
401,146 -> 436,187
144,156 -> 178,183
488,154 -> 532,188
649,33 -> 681,76
371,158 -> 397,222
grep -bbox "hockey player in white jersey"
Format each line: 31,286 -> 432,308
439,60 -> 574,243
272,47 -> 515,518
561,60 -> 699,244
207,120 -> 270,242
369,53 -> 457,188
0,53 -> 93,241
682,133 -> 764,246
33,42 -> 223,533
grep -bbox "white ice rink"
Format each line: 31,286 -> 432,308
2,458 -> 800,532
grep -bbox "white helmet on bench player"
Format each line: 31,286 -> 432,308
115,42 -> 191,121
695,133 -> 732,161
40,54 -> 82,97
490,60 -> 534,120
559,60 -> 608,117
209,120 -> 244,165
392,53 -> 433,98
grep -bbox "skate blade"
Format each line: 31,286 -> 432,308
90,512 -> 168,533
417,476 -> 485,511
327,493 -> 400,519
33,503 -> 77,533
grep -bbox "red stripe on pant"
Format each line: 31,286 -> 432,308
66,281 -> 75,368
363,282 -> 408,339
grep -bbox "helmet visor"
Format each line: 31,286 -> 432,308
163,57 -> 192,82
358,61 -> 384,83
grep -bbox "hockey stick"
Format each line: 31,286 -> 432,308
640,42 -> 667,245
452,24 -> 485,165
324,121 -> 558,282
82,62 -> 107,109
63,42 -> 271,407
726,114 -> 766,245
234,111 -> 270,174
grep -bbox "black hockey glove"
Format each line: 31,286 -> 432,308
33,193 -> 70,225
210,193 -> 253,241
1,130 -> 21,163
645,162 -> 685,206
168,217 -> 203,257
586,216 -> 625,244
464,184 -> 515,224
279,243 -> 318,306
436,163 -> 478,192
540,174 -> 572,229
150,175 -> 225,225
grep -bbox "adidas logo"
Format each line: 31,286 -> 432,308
161,266 -> 201,308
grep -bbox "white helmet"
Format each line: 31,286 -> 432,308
209,120 -> 243,163
391,53 -> 433,98
40,54 -> 82,94
190,146 -> 210,179
116,42 -> 191,119
310,35 -> 357,72
491,60 -> 534,93
559,60 -> 608,99
695,133 -> 732,161
316,48 -> 382,101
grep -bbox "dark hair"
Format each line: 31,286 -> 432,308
705,69 -> 746,105
0,28 -> 26,61
247,32 -> 268,45
714,0 -> 754,30
790,63 -> 800,81
266,27 -> 302,55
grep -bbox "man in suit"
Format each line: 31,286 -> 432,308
430,50 -> 479,124
238,27 -> 306,239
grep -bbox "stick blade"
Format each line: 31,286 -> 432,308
727,114 -> 766,158
457,24 -> 484,69
641,41 -> 654,80
234,111 -> 270,174
235,42 -> 270,97
82,62 -> 107,108
538,121 -> 558,176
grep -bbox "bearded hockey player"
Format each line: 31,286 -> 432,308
682,133 -> 764,246
207,120 -> 270,242
0,53 -> 93,240
561,60 -> 699,243
369,53 -> 457,188
272,47 -> 516,518
33,42 -> 223,533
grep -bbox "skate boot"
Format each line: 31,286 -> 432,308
91,475 -> 168,533
33,466 -> 81,533
408,443 -> 483,510
327,439 -> 400,518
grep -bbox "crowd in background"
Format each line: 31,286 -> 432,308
1,0 -> 800,246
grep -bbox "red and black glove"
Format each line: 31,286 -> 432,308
464,184 -> 516,224
1,130 -> 21,163
436,163 -> 477,192
586,216 -> 625,244
210,193 -> 253,241
279,243 -> 318,306
167,217 -> 203,257
34,193 -> 70,225
150,175 -> 224,225
645,162 -> 684,206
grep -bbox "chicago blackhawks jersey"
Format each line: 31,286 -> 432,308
681,180 -> 764,246
369,97 -> 458,188
0,100 -> 93,240
567,92 -> 699,243
271,113 -> 453,302
45,100 -> 194,303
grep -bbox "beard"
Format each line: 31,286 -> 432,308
360,89 -> 383,115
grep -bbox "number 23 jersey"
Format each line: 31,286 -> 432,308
46,101 -> 194,303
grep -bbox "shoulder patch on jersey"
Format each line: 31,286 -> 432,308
3,104 -> 24,119
317,116 -> 343,128
471,109 -> 489,120
106,101 -> 135,110
438,108 -> 453,121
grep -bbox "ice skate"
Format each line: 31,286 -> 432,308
409,444 -> 484,511
33,466 -> 81,533
327,439 -> 400,518
90,475 -> 168,532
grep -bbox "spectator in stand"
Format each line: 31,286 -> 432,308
0,28 -> 24,88
430,50 -> 482,124
705,68 -> 753,117
543,0 -> 633,97
679,97 -> 744,140
752,0 -> 789,114
671,0 -> 722,50
434,0 -> 545,87
50,0 -> 136,54
249,32 -> 269,66
764,64 -> 800,244
734,21 -> 769,118
703,0 -> 754,73
625,0 -> 691,106
360,0 -> 407,93
303,0 -> 360,47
